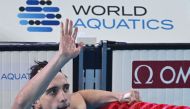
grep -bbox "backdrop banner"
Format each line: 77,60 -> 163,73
0,0 -> 190,43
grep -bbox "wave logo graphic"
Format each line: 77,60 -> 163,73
17,0 -> 62,32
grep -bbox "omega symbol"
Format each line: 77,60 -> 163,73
134,65 -> 153,84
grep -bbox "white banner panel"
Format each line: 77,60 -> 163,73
112,50 -> 190,106
0,50 -> 73,109
0,0 -> 190,43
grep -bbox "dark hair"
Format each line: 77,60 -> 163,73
30,60 -> 64,79
30,60 -> 48,79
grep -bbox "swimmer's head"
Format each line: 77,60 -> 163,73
30,61 -> 71,109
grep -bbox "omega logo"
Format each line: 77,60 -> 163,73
134,64 -> 190,85
134,65 -> 153,84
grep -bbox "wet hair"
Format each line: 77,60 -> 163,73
30,61 -> 48,79
30,60 -> 62,79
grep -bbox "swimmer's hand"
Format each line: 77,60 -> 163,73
120,90 -> 141,105
58,19 -> 83,60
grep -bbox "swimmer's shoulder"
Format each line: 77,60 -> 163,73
70,92 -> 87,109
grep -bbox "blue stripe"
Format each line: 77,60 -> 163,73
20,20 -> 28,25
41,20 -> 60,25
27,27 -> 53,32
26,7 -> 42,12
18,13 -> 45,18
43,7 -> 59,12
46,14 -> 55,19
26,1 -> 39,5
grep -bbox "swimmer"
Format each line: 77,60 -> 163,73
12,19 -> 140,109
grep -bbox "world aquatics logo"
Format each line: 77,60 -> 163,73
17,0 -> 62,32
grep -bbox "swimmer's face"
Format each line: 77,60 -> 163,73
38,72 -> 71,109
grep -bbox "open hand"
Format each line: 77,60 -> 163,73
58,19 -> 83,59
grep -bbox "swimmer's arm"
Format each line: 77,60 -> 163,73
12,19 -> 82,109
77,90 -> 122,108
70,93 -> 87,109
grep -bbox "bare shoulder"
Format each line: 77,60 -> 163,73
70,92 -> 87,109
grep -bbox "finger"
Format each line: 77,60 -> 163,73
75,42 -> 84,52
61,22 -> 64,36
68,20 -> 73,36
65,19 -> 69,35
72,27 -> 78,40
77,42 -> 85,49
60,22 -> 64,44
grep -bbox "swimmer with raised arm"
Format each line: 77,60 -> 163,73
12,19 -> 140,109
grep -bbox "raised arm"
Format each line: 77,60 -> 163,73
12,19 -> 83,109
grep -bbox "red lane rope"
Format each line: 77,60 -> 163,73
99,101 -> 190,109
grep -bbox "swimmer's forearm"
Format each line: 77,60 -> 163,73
78,90 -> 121,108
12,52 -> 70,109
